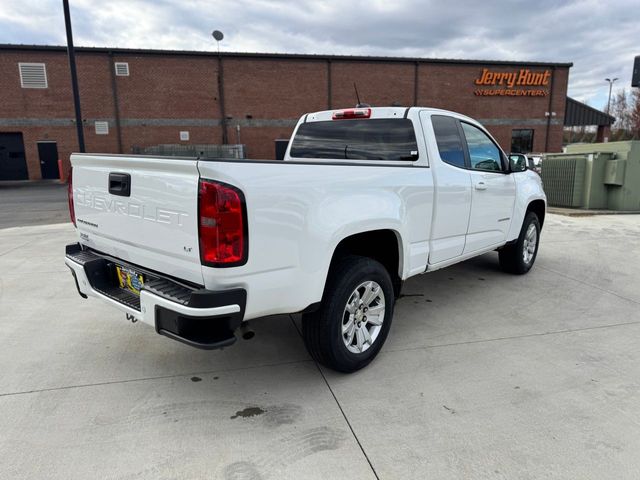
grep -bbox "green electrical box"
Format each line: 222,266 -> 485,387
604,159 -> 625,186
541,155 -> 586,207
542,141 -> 640,211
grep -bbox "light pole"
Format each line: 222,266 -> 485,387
212,30 -> 228,145
605,77 -> 618,114
63,0 -> 85,152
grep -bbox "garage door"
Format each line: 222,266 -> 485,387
0,133 -> 28,181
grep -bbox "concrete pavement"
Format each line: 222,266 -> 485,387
1,212 -> 640,479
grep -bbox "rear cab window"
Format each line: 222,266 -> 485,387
289,119 -> 419,161
431,115 -> 465,168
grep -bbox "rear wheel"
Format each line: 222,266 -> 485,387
499,212 -> 540,274
302,255 -> 394,372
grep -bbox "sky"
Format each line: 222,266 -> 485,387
1,0 -> 638,110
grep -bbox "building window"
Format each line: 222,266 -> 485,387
95,121 -> 109,135
114,62 -> 129,76
19,63 -> 48,88
511,129 -> 534,153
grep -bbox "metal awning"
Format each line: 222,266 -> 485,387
564,97 -> 615,127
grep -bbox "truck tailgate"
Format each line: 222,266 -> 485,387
71,154 -> 203,285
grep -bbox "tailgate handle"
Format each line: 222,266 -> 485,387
108,173 -> 131,197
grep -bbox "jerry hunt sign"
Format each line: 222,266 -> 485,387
473,68 -> 551,97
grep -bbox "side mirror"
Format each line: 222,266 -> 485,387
508,154 -> 527,173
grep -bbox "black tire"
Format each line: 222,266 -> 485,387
499,212 -> 541,274
302,255 -> 395,373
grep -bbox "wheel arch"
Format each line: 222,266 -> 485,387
507,190 -> 547,242
526,199 -> 546,228
326,229 -> 404,298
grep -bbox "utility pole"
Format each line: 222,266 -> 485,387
605,77 -> 618,115
63,0 -> 85,152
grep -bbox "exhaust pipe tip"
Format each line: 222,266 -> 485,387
239,322 -> 255,340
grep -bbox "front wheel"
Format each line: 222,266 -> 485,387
499,212 -> 541,274
302,255 -> 394,373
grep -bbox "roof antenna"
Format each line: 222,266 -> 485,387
353,82 -> 370,108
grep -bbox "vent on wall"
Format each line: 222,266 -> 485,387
114,62 -> 129,76
95,121 -> 109,135
19,63 -> 48,88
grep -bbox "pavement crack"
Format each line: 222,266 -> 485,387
0,358 -> 312,398
288,315 -> 381,480
386,320 -> 640,354
538,265 -> 640,306
0,237 -> 41,257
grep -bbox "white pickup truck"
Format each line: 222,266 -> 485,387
65,106 -> 545,372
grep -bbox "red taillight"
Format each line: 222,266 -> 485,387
332,108 -> 371,120
68,166 -> 76,227
198,179 -> 247,267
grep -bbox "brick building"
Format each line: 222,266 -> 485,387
0,44 -> 574,181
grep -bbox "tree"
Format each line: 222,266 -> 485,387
630,89 -> 640,139
608,88 -> 640,140
611,89 -> 630,132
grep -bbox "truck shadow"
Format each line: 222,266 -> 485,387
129,252 -> 523,381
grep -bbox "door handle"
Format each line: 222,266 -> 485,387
475,181 -> 487,190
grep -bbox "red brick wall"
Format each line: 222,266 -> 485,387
237,126 -> 294,159
113,54 -> 219,119
225,58 -> 327,119
0,50 -> 74,119
119,126 -> 223,152
330,61 -> 415,108
223,57 -> 329,157
0,48 -> 570,180
0,50 -> 119,178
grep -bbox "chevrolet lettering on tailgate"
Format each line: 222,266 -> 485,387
76,191 -> 188,226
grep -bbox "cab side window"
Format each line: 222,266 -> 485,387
431,115 -> 466,168
460,122 -> 503,172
